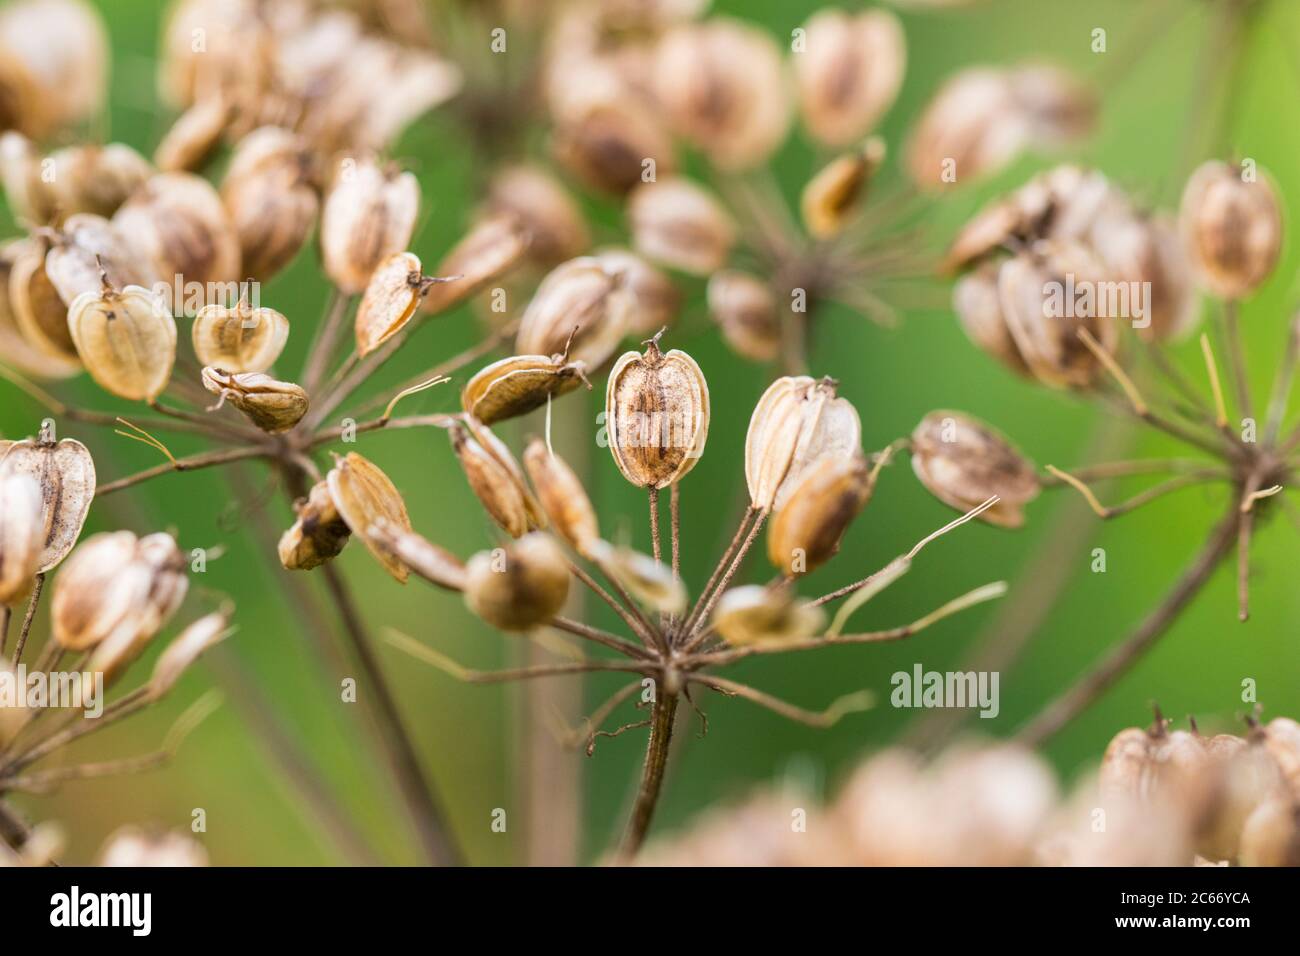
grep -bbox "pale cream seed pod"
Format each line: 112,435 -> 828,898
795,8 -> 905,147
365,520 -> 466,592
1238,799 -> 1300,867
522,437 -> 599,554
0,131 -> 54,224
0,241 -> 79,378
953,260 -> 1033,378
9,238 -> 80,363
461,354 -> 589,426
586,539 -> 687,615
278,478 -> 352,572
221,127 -> 319,282
191,300 -> 290,373
319,157 -> 420,294
910,410 -> 1039,528
44,214 -> 157,306
767,454 -> 871,576
551,94 -> 677,196
1263,717 -> 1300,801
745,375 -> 862,513
420,213 -> 530,317
463,532 -> 571,631
627,177 -> 736,276
450,422 -> 536,539
516,256 -> 632,369
483,164 -> 590,266
1179,159 -> 1283,300
201,367 -> 308,434
606,336 -> 709,489
594,248 -> 680,336
68,282 -> 178,402
906,67 -> 1026,191
0,0 -> 107,140
0,431 -> 95,571
0,469 -> 43,606
706,269 -> 780,363
326,452 -> 415,583
712,584 -> 826,647
43,142 -> 154,218
801,138 -> 885,240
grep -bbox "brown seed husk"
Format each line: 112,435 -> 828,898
149,610 -> 230,698
606,337 -> 709,489
767,454 -> 871,575
594,247 -> 681,336
1179,160 -> 1283,300
201,367 -> 308,433
154,97 -> 229,172
354,251 -> 445,356
319,157 -> 419,294
801,138 -> 885,240
44,213 -> 156,306
9,238 -> 78,362
191,300 -> 289,373
67,283 -> 177,401
461,354 -> 587,426
463,532 -> 570,631
365,520 -> 466,592
795,8 -> 905,148
450,422 -> 536,538
707,269 -> 781,363
419,213 -> 529,317
910,410 -> 1039,527
0,240 -> 79,377
713,583 -> 826,647
516,256 -> 632,369
278,479 -> 352,571
326,452 -> 413,583
0,432 -> 95,571
522,437 -> 598,553
44,142 -> 153,218
483,164 -> 590,267
0,469 -> 42,605
627,177 -> 736,276
745,375 -> 862,512
221,127 -> 319,282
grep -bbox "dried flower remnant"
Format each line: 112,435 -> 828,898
1179,159 -> 1282,300
201,367 -> 308,434
463,532 -> 571,631
68,282 -> 178,402
627,177 -> 736,277
910,411 -> 1040,528
319,157 -> 419,295
191,300 -> 290,374
795,8 -> 905,148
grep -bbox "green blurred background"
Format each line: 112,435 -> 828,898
3,0 -> 1300,865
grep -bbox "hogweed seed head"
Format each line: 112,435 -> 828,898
355,251 -> 449,357
706,270 -> 780,363
67,282 -> 177,402
450,421 -> 539,539
461,353 -> 589,426
523,438 -> 599,555
278,478 -> 351,572
221,127 -> 319,283
326,452 -> 414,584
516,256 -> 632,369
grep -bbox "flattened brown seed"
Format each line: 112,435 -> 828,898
450,422 -> 534,538
365,521 -> 467,592
462,416 -> 547,529
910,410 -> 1039,527
801,138 -> 885,240
795,8 -> 905,148
516,256 -> 631,368
191,300 -> 289,373
464,532 -> 571,631
355,251 -> 451,356
627,177 -> 736,276
594,248 -> 681,336
767,454 -> 871,575
222,127 -> 320,282
0,470 -> 43,605
551,95 -> 678,196
201,367 -> 308,433
1179,159 -> 1283,300
419,213 -> 529,316
52,531 -> 150,651
44,142 -> 153,218
278,479 -> 352,571
523,437 -> 598,554
112,172 -> 242,308
319,157 -> 420,294
154,97 -> 229,172
45,213 -> 156,305
905,67 -> 1024,192
460,354 -> 587,426
85,532 -> 190,678
606,336 -> 709,489
326,452 -> 414,583
0,433 -> 95,571
706,269 -> 781,362
68,283 -> 177,401
9,238 -> 79,362
745,375 -> 862,512
712,583 -> 826,647
483,164 -> 590,266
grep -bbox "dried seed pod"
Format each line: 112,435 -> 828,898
463,532 -> 570,631
1238,799 -> 1300,867
44,214 -> 156,305
551,93 -> 677,196
910,410 -> 1039,527
712,584 -> 826,647
154,97 -> 229,172
319,157 -> 420,294
191,299 -> 289,373
0,241 -> 79,377
43,142 -> 153,218
516,257 -> 631,369
68,282 -> 177,401
1263,717 -> 1300,800
745,375 -> 862,513
627,177 -> 736,276
953,260 -> 1032,378
221,127 -> 319,282
523,438 -> 599,554
278,479 -> 352,571
450,421 -> 545,538
594,248 -> 680,336
0,431 -> 95,571
707,269 -> 781,362
326,452 -> 414,583
461,353 -> 589,427
420,213 -> 529,317
366,520 -> 466,591
606,336 -> 709,489
0,0 -> 106,140
795,8 -> 905,147
1098,726 -> 1161,802
9,238 -> 79,362
483,164 -> 590,266
1199,738 -> 1288,862
587,539 -> 687,615
653,18 -> 791,170
801,138 -> 885,240
0,469 -> 42,605
0,131 -> 54,224
201,367 -> 308,434
150,610 -> 230,698
113,172 -> 242,309
1179,160 -> 1282,299
1097,212 -> 1197,343
355,251 -> 452,356
767,454 -> 871,575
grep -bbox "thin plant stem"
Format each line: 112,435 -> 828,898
550,616 -> 653,660
10,574 -> 43,665
0,607 -> 10,658
300,288 -> 352,394
1044,465 -> 1227,519
618,690 -> 677,859
680,506 -> 756,639
1237,475 -> 1260,622
1015,509 -> 1240,748
1222,299 -> 1253,421
670,483 -> 681,585
679,510 -> 768,651
148,398 -> 259,442
564,559 -> 656,648
1264,315 -> 1300,446
97,444 -> 268,495
647,487 -> 661,564
689,674 -> 873,728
